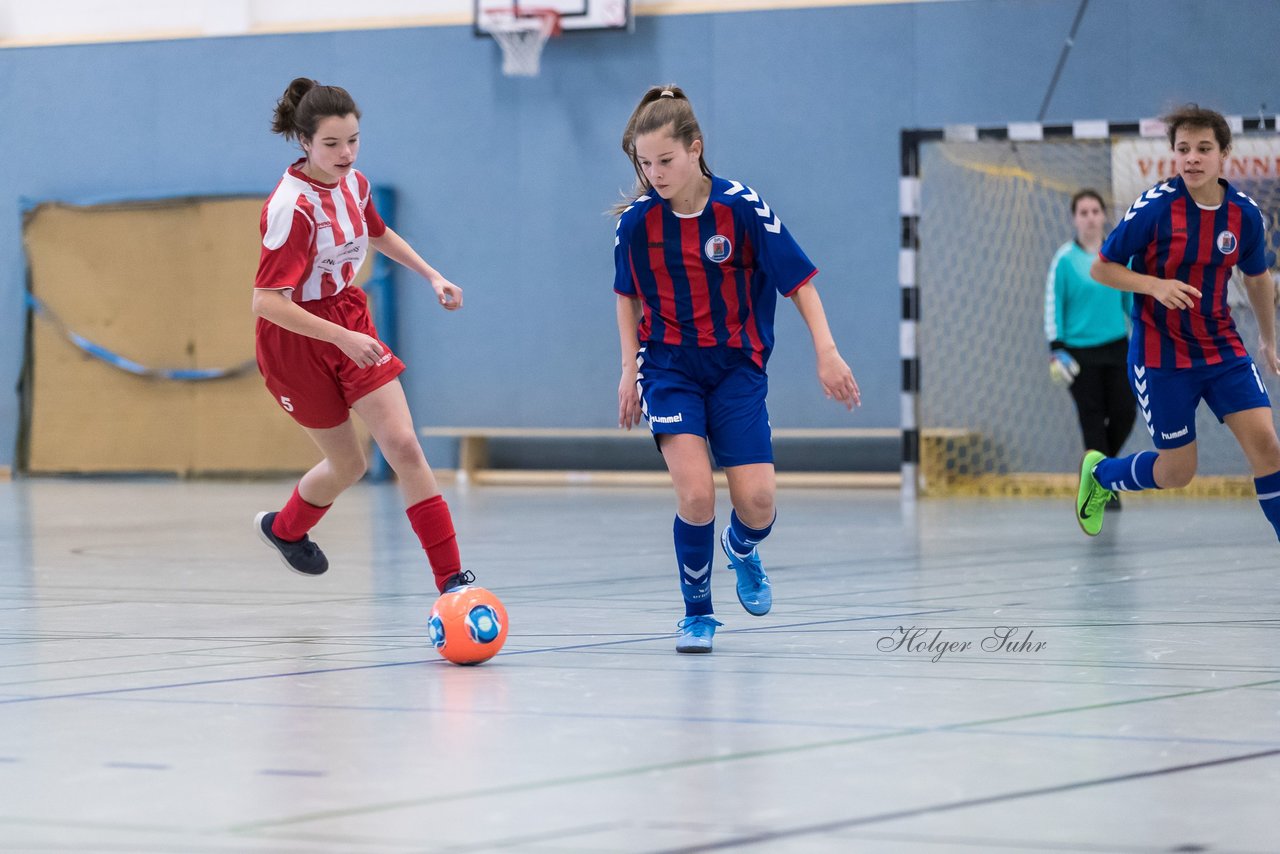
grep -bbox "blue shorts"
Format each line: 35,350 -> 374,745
1132,357 -> 1271,449
636,341 -> 772,468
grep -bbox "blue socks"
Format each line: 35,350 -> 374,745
1091,455 -> 1280,542
1255,471 -> 1280,542
673,515 -> 714,617
674,511 -> 777,615
726,509 -> 774,557
1093,451 -> 1159,492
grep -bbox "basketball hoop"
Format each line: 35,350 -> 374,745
481,7 -> 562,77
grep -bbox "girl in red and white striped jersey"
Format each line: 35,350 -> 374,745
252,77 -> 473,594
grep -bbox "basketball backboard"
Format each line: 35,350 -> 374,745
473,0 -> 632,35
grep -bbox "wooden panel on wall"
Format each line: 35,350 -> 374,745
22,196 -> 368,475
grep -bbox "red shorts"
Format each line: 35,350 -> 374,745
255,286 -> 405,429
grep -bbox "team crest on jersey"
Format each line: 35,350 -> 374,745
1216,230 -> 1238,255
704,234 -> 732,263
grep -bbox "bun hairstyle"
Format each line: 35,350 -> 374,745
613,84 -> 711,214
271,77 -> 361,143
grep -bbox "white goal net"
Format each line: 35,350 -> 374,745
915,130 -> 1280,496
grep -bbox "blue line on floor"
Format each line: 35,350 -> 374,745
646,748 -> 1280,853
0,609 -> 957,707
103,761 -> 170,770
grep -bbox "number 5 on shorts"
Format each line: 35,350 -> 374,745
279,395 -> 295,412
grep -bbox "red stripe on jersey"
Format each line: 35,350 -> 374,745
738,234 -> 765,357
1140,302 -> 1158,366
320,272 -> 338,299
1164,309 -> 1192,369
1163,198 -> 1187,279
1164,199 -> 1191,368
295,194 -> 318,230
679,217 -> 717,346
291,196 -> 321,303
645,207 -> 681,345
293,259 -> 316,303
342,262 -> 355,285
355,173 -> 386,237
318,188 -> 348,245
1141,242 -> 1161,366
712,203 -> 742,345
629,255 -> 653,340
294,193 -> 320,279
1187,207 -> 1219,364
1142,240 -> 1159,274
340,180 -> 364,239
1215,265 -> 1231,321
365,197 -> 387,237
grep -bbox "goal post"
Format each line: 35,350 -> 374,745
900,116 -> 1280,498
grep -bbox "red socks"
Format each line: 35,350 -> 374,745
406,494 -> 462,591
272,484 -> 331,542
272,488 -> 461,590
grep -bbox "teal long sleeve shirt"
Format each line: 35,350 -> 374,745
1044,240 -> 1131,349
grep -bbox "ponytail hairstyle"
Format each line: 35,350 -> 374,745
612,85 -> 710,215
271,77 -> 361,145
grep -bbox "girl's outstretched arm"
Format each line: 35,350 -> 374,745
790,283 -> 860,410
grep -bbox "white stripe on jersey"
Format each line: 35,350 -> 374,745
263,179 -> 313,251
330,174 -> 359,242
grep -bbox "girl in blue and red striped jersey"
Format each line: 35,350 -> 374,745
1075,104 -> 1280,538
252,77 -> 474,594
612,85 -> 860,654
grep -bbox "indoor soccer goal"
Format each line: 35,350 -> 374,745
900,118 -> 1280,497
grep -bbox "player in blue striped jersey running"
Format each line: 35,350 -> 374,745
1075,105 -> 1280,539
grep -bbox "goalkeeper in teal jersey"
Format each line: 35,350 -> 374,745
1044,189 -> 1136,509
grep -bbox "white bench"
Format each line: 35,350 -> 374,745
417,426 -> 904,487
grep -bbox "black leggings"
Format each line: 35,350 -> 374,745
1067,357 -> 1137,456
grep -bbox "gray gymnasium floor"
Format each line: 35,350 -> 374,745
0,478 -> 1277,853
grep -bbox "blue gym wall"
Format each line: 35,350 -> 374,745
2,0 -> 1278,470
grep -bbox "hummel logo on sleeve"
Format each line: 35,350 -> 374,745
1123,182 -> 1176,221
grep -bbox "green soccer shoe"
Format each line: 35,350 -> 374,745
1075,450 -> 1114,537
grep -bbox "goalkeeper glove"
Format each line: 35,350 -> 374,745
1050,349 -> 1079,386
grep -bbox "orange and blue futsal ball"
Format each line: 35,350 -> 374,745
428,586 -> 508,665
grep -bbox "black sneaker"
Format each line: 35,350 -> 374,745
440,569 -> 476,593
1106,494 -> 1122,512
255,511 -> 328,576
